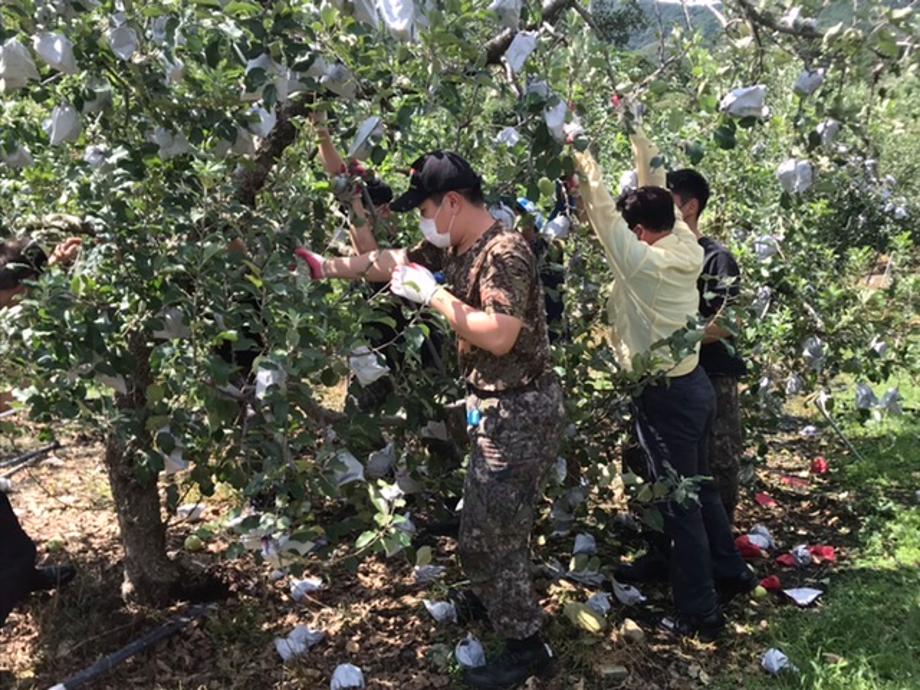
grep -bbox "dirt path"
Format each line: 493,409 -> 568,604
0,419 -> 855,690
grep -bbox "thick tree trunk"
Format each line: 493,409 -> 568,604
104,432 -> 180,605
104,332 -> 181,606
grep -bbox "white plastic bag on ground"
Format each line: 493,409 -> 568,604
762,648 -> 797,675
504,31 -> 538,74
800,425 -> 820,438
177,503 -> 205,521
347,116 -> 384,160
455,633 -> 486,668
855,383 -> 878,410
255,364 -> 287,401
44,104 -> 82,146
424,599 -> 457,624
33,33 -> 78,75
366,442 -> 396,478
249,106 -> 277,138
791,544 -> 812,567
333,450 -> 365,486
748,524 -> 775,550
794,68 -> 824,97
413,564 -> 446,584
777,158 -> 813,194
275,625 -> 324,662
152,127 -> 190,159
783,587 -> 823,607
108,24 -> 139,61
489,0 -> 521,29
542,215 -> 570,240
291,576 -> 325,601
496,126 -> 520,147
720,85 -> 768,119
349,347 -> 389,386
586,592 -> 612,616
377,0 -> 416,41
0,38 -> 40,90
330,663 -> 365,689
611,580 -> 646,606
573,533 -> 597,556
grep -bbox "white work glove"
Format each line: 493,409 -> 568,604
390,262 -> 439,305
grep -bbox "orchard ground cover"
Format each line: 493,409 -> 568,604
1,375 -> 916,690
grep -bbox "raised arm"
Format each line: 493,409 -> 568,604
312,111 -> 347,177
572,149 -> 650,281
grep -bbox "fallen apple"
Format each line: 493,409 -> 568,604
752,585 -> 769,600
184,534 -> 204,552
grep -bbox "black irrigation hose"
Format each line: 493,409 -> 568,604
0,441 -> 62,472
49,604 -> 215,690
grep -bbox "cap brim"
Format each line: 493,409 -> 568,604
390,188 -> 429,213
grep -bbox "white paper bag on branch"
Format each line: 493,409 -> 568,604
33,33 -> 78,75
0,38 -> 40,90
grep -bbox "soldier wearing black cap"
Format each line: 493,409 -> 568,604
295,151 -> 564,688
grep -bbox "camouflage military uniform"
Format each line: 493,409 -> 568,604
708,375 -> 742,522
408,223 -> 564,639
697,236 -> 747,524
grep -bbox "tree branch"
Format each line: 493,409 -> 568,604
732,0 -> 821,39
484,0 -> 574,65
233,95 -> 315,208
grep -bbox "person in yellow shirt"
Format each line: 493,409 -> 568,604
570,123 -> 755,641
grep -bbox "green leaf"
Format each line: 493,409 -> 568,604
355,530 -> 377,549
416,545 -> 432,567
636,483 -> 654,503
641,506 -> 664,532
224,1 -> 262,17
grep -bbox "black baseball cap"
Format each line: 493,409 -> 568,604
390,150 -> 483,212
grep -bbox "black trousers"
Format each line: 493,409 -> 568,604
0,492 -> 37,626
632,366 -> 747,616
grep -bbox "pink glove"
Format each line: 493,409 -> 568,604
293,247 -> 326,280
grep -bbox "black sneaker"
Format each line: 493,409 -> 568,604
30,565 -> 76,592
464,635 -> 554,689
658,607 -> 725,643
613,552 -> 669,584
448,588 -> 489,624
716,570 -> 759,605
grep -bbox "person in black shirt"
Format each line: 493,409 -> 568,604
1,237 -> 79,626
667,169 -> 747,523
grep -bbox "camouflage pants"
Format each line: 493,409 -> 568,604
458,373 -> 564,640
708,374 -> 742,524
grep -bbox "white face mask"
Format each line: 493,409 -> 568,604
419,201 -> 452,248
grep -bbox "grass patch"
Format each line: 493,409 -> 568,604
718,382 -> 920,690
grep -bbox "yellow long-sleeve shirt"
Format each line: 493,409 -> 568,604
574,128 -> 703,377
